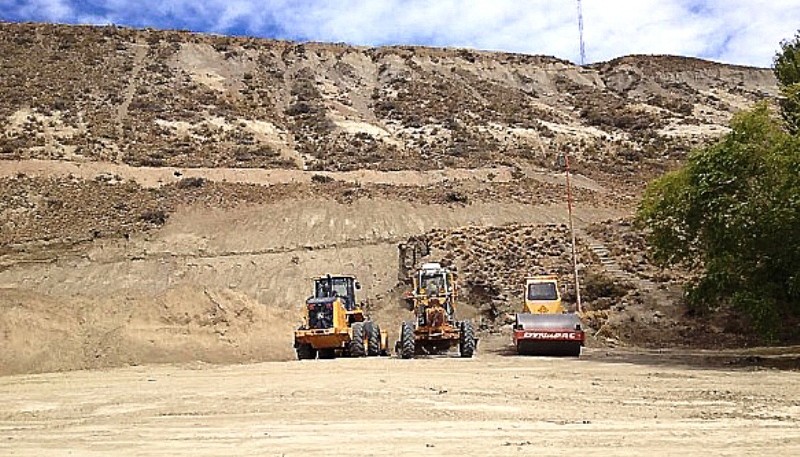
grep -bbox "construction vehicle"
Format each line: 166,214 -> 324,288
513,275 -> 584,357
397,263 -> 476,358
294,274 -> 388,359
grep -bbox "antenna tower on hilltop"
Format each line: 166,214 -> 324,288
577,0 -> 586,65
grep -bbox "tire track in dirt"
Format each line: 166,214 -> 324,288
0,159 -> 514,187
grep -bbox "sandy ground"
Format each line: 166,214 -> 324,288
1,342 -> 798,456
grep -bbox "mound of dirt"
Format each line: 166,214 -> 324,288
0,286 -> 295,376
0,172 -> 615,256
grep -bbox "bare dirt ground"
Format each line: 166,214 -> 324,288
1,341 -> 799,456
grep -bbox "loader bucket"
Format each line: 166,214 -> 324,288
513,313 -> 584,357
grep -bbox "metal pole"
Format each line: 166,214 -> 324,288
564,153 -> 582,313
577,0 -> 586,65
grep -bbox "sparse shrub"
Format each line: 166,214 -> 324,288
311,174 -> 334,184
285,102 -> 312,116
583,271 -> 632,302
176,177 -> 206,189
140,209 -> 167,225
444,191 -> 469,204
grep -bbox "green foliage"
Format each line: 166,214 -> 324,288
779,84 -> 800,134
774,30 -> 800,133
638,104 -> 800,335
774,31 -> 800,86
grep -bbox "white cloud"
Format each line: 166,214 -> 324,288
580,0 -> 800,66
2,0 -> 798,67
2,0 -> 74,22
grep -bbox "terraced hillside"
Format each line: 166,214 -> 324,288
0,22 -> 781,375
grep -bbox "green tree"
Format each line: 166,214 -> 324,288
774,30 -> 800,132
637,105 -> 800,335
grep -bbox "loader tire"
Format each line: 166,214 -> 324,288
296,343 -> 316,360
459,320 -> 476,358
365,321 -> 381,356
400,322 -> 415,359
349,322 -> 366,357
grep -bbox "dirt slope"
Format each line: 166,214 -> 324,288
0,196 -> 624,375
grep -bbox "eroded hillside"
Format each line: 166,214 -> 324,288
0,23 -> 776,177
0,22 -> 781,374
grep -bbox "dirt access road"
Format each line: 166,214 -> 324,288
2,342 -> 799,456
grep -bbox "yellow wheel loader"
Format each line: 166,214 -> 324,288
294,274 -> 389,360
397,263 -> 477,359
513,275 -> 584,357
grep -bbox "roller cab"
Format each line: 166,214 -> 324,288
513,276 -> 584,357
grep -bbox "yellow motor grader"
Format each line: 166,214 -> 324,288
513,275 -> 584,357
397,263 -> 476,358
294,274 -> 388,359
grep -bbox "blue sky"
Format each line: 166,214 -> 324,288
1,0 -> 798,67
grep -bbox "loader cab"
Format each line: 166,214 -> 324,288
524,276 -> 564,314
314,275 -> 359,310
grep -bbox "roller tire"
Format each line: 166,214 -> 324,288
400,322 -> 415,359
459,320 -> 476,358
349,322 -> 366,357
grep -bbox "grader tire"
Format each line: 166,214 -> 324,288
349,322 -> 366,357
400,322 -> 415,359
459,321 -> 476,358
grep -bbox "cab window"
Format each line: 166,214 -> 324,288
527,282 -> 557,300
419,274 -> 446,294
